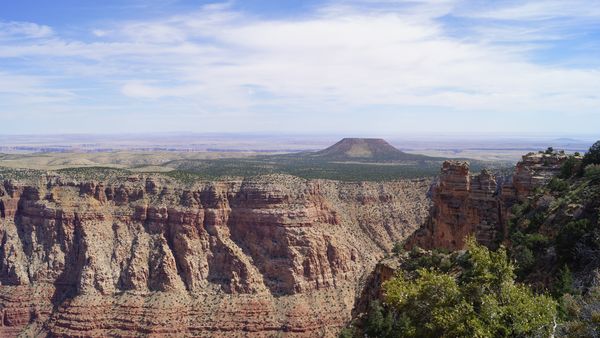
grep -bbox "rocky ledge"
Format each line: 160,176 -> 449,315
406,152 -> 569,251
0,173 -> 429,337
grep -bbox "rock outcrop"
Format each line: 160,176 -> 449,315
407,152 -> 568,251
405,161 -> 502,250
0,173 -> 429,337
512,152 -> 568,201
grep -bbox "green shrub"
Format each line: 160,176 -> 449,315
382,238 -> 557,337
364,300 -> 394,337
558,286 -> 600,336
338,327 -> 356,338
511,201 -> 530,218
513,245 -> 535,275
553,265 -> 575,297
549,177 -> 569,192
527,211 -> 547,231
584,164 -> 600,183
524,233 -> 551,249
560,156 -> 580,178
556,219 -> 592,262
582,140 -> 600,167
392,242 -> 404,255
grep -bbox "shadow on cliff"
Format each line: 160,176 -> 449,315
49,213 -> 85,311
0,199 -> 5,219
224,182 -> 298,296
349,267 -> 383,322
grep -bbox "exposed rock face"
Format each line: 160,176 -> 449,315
407,152 -> 568,251
405,161 -> 502,250
512,152 -> 568,201
0,174 -> 429,337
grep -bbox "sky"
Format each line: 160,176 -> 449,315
1,0 -> 599,135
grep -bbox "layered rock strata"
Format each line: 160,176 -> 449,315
0,173 -> 429,337
407,152 -> 568,251
512,151 -> 568,201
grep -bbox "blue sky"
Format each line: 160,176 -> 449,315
1,0 -> 599,135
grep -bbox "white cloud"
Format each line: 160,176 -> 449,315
0,72 -> 74,98
0,1 -> 599,133
121,81 -> 204,99
92,29 -> 108,37
0,21 -> 53,39
120,23 -> 186,43
459,0 -> 600,21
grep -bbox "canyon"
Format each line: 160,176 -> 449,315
0,172 -> 429,337
0,150 -> 569,337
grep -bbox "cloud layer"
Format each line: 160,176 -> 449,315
1,0 -> 599,134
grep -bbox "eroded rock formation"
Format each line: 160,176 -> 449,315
407,152 -> 568,251
0,173 -> 429,337
512,152 -> 568,201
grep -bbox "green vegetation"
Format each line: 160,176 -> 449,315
384,239 -> 556,337
584,164 -> 600,183
558,286 -> 600,337
364,300 -> 395,337
548,177 -> 569,192
508,169 -> 600,274
162,170 -> 210,184
342,143 -> 600,338
338,327 -> 357,338
582,140 -> 600,168
0,167 -> 46,181
348,239 -> 557,338
166,154 -> 501,182
0,142 -> 510,182
553,265 -> 575,297
560,155 -> 581,178
391,243 -> 404,255
402,247 -> 453,272
56,166 -> 132,181
167,156 -> 445,181
503,143 -> 600,336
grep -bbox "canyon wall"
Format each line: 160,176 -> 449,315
406,152 -> 568,251
0,173 -> 429,337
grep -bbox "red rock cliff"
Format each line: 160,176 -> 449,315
406,152 -> 568,251
0,173 -> 429,337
